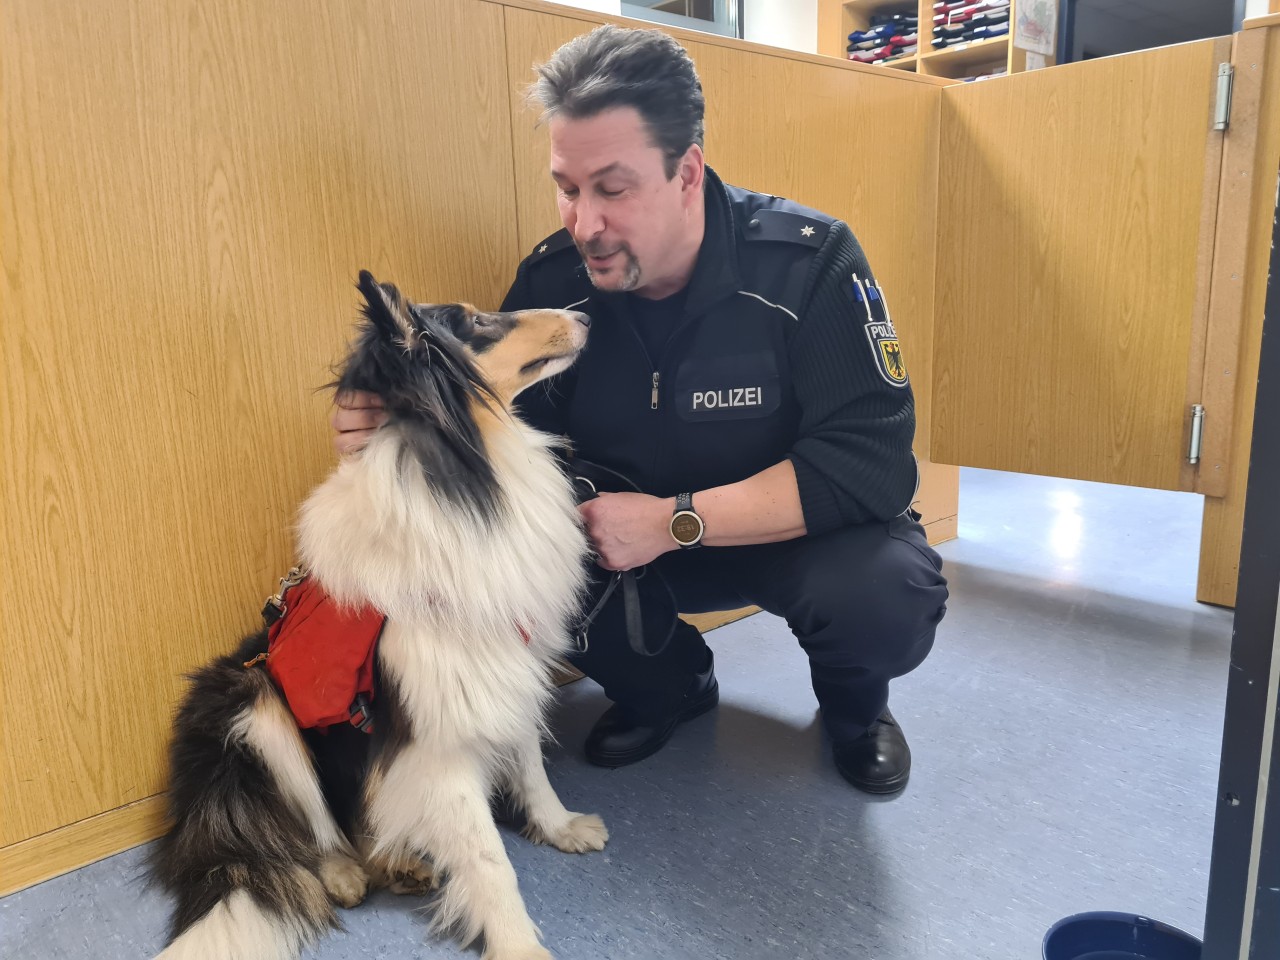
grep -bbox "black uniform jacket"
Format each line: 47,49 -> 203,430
500,167 -> 918,536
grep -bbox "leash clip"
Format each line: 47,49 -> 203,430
261,565 -> 307,626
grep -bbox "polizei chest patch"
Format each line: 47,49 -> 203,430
852,273 -> 908,387
694,386 -> 764,410
675,351 -> 782,423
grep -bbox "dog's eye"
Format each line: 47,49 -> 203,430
473,315 -> 495,329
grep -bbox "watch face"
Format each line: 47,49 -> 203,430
671,511 -> 703,545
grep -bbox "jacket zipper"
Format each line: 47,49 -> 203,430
618,305 -> 662,412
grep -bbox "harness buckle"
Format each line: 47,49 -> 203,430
348,694 -> 375,734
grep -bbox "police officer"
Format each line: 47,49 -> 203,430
334,24 -> 948,796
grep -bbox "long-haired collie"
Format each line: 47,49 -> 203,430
149,272 -> 604,960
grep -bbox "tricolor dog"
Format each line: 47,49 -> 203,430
150,272 -> 604,960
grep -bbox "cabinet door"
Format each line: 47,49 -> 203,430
931,38 -> 1230,491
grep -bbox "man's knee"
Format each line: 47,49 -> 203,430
785,521 -> 948,670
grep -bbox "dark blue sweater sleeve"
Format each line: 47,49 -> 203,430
785,223 -> 918,534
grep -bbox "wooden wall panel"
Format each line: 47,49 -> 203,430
931,40 -> 1227,490
502,3 -> 950,470
1198,23 -> 1280,606
0,0 -> 518,846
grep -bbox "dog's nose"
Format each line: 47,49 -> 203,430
568,311 -> 591,328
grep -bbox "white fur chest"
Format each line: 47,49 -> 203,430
296,416 -> 588,747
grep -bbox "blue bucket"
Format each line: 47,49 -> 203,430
1043,913 -> 1202,960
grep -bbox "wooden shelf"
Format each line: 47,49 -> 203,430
821,0 -> 1025,81
918,35 -> 1009,74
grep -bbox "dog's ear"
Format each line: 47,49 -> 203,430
407,302 -> 471,342
357,270 -> 416,346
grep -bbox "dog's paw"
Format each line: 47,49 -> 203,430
319,853 -> 369,908
387,859 -> 439,896
530,813 -> 609,853
365,850 -> 439,896
483,944 -> 553,960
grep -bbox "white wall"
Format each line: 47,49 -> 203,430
1245,0 -> 1269,19
550,0 -> 622,14
743,0 -> 818,54
541,1 -> 820,56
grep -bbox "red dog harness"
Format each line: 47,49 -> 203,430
245,568 -> 385,733
244,567 -> 532,734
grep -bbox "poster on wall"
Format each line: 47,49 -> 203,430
1014,0 -> 1058,55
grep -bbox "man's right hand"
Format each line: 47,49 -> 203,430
331,391 -> 388,456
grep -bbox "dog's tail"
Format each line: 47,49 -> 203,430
149,634 -> 341,960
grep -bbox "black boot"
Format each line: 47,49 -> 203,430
584,653 -> 719,768
832,708 -> 911,795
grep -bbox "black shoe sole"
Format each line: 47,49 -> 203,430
835,762 -> 910,796
585,680 -> 720,769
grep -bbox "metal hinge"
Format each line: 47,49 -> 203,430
1214,63 -> 1233,131
1189,404 -> 1206,464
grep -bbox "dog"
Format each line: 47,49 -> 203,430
149,272 -> 603,960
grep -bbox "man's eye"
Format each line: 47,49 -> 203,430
599,187 -> 623,198
561,188 -> 579,200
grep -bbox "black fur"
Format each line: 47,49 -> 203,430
303,658 -> 414,839
331,272 -> 504,519
148,632 -> 338,944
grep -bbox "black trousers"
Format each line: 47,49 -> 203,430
569,514 -> 949,743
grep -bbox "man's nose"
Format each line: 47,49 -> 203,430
572,196 -> 603,241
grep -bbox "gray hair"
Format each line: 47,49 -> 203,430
527,24 -> 705,179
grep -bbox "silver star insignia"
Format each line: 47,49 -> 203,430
800,225 -> 815,238
537,243 -> 548,254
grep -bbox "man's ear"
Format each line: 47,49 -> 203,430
678,143 -> 705,206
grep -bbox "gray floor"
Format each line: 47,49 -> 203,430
0,468 -> 1234,960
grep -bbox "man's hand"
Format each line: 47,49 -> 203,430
331,390 -> 389,456
579,492 -> 677,571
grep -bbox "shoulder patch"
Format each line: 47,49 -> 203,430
851,273 -> 909,388
527,228 -> 577,265
743,209 -> 830,249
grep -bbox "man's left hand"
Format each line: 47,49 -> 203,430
579,492 -> 676,571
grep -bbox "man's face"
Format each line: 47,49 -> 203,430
549,107 -> 698,296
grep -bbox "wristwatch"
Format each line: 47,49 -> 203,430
670,492 -> 705,549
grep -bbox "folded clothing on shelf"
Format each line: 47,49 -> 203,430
847,22 -> 896,46
931,7 -> 1010,47
849,44 -> 916,64
847,7 -> 920,63
872,11 -> 919,28
933,0 -> 1010,29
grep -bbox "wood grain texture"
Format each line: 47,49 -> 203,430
1197,24 -> 1280,606
931,40 -> 1226,490
923,513 -> 958,546
0,796 -> 167,897
1194,30 -> 1269,498
815,0 -> 846,59
502,4 -> 958,520
0,0 -> 519,846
